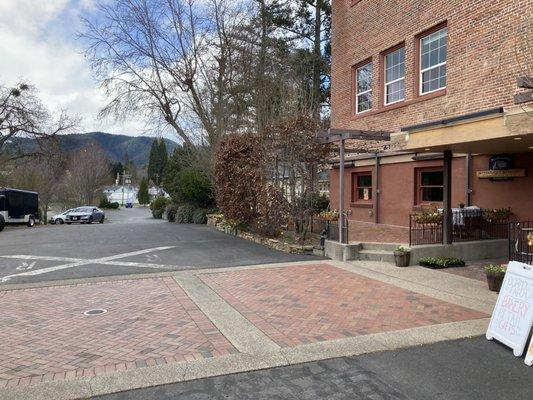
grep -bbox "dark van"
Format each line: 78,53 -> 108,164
0,188 -> 39,232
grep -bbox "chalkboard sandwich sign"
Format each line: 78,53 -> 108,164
486,261 -> 533,358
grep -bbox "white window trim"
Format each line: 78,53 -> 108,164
355,64 -> 372,114
419,29 -> 447,96
384,49 -> 406,106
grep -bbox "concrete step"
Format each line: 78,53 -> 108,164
358,249 -> 396,263
359,242 -> 406,252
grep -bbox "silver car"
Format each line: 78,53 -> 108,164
50,208 -> 76,224
65,207 -> 105,224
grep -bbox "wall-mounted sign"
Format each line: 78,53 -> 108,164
476,169 -> 526,179
486,261 -> 533,357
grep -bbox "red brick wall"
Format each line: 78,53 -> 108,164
331,0 -> 533,133
330,153 -> 533,227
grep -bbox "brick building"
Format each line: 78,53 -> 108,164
329,0 -> 533,248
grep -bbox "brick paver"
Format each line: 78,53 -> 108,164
201,264 -> 488,347
0,277 -> 235,387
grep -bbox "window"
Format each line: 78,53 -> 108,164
352,172 -> 372,203
417,169 -> 443,204
419,27 -> 447,94
355,62 -> 372,113
384,46 -> 405,105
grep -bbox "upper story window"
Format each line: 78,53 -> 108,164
384,46 -> 405,105
419,27 -> 447,95
356,62 -> 372,113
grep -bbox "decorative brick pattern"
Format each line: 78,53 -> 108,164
201,263 -> 488,347
0,278 -> 235,388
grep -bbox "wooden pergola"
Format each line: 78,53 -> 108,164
318,128 -> 391,244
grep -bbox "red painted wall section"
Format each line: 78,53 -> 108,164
471,154 -> 533,222
330,153 -> 533,228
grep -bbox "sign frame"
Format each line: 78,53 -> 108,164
526,336 -> 533,366
486,261 -> 533,357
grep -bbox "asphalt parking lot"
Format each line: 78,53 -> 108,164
0,207 -> 319,285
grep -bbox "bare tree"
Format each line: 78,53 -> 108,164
64,143 -> 111,205
7,138 -> 66,223
0,82 -> 77,156
81,0 -> 249,149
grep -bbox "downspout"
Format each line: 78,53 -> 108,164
374,153 -> 380,224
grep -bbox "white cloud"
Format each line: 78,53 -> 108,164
0,0 -> 149,137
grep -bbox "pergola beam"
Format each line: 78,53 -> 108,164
317,128 -> 391,144
318,128 -> 391,244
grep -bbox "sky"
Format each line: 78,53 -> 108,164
0,0 -> 148,137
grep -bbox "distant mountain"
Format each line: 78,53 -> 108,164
7,132 -> 179,166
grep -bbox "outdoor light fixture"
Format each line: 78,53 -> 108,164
514,137 -> 522,141
425,148 -> 431,151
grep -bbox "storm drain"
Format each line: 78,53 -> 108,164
83,308 -> 108,316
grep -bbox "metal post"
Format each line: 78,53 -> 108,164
443,150 -> 453,244
466,153 -> 472,206
339,139 -> 346,244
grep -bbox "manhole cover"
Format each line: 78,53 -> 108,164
83,308 -> 108,316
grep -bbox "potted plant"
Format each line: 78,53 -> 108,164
484,264 -> 506,292
394,246 -> 411,267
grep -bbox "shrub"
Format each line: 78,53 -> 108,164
312,194 -> 330,214
419,257 -> 465,268
214,133 -> 264,226
150,196 -> 169,219
173,169 -> 214,208
192,208 -> 208,224
166,203 -> 179,222
99,196 -> 120,209
175,204 -> 195,223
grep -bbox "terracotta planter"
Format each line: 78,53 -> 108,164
394,251 -> 410,267
486,273 -> 505,292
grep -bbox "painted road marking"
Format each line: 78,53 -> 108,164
0,247 -> 175,282
16,261 -> 36,271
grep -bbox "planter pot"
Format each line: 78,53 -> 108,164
394,251 -> 410,267
486,273 -> 505,292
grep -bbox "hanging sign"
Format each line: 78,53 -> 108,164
526,336 -> 533,366
486,261 -> 533,357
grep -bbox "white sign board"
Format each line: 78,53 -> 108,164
486,261 -> 533,357
526,336 -> 533,366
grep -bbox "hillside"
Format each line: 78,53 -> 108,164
8,132 -> 179,166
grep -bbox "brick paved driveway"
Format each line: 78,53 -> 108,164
0,262 -> 491,396
0,277 -> 235,388
201,264 -> 488,347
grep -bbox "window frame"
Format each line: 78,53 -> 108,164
415,168 -> 444,205
352,172 -> 373,204
353,60 -> 373,114
382,43 -> 406,106
417,24 -> 448,96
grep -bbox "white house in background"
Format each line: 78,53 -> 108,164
103,186 -> 169,205
103,186 -> 138,204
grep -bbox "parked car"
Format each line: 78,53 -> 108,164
0,188 -> 39,232
65,206 -> 105,224
50,208 -> 76,224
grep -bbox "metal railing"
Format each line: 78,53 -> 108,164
310,218 -> 348,243
409,208 -> 510,246
509,221 -> 533,265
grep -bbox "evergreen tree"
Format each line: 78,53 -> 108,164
158,139 -> 168,183
147,139 -> 159,184
138,177 -> 150,205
